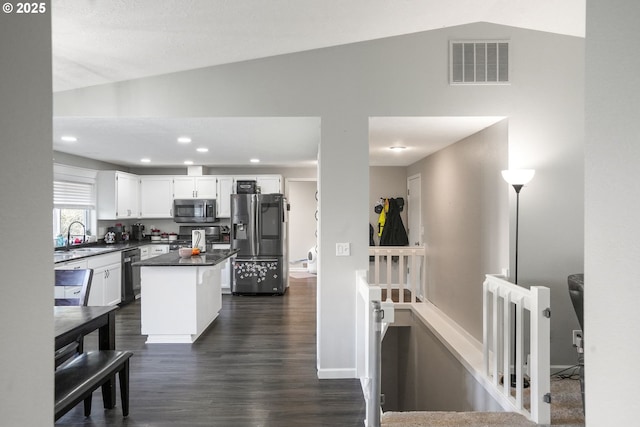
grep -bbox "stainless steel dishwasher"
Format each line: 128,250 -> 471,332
121,248 -> 141,305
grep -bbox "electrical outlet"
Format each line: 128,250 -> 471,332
336,242 -> 350,256
572,329 -> 583,347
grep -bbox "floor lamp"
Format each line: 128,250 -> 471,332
502,169 -> 535,388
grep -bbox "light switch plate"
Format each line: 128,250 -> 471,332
336,242 -> 350,256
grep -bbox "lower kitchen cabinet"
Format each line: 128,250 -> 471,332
146,244 -> 169,258
87,252 -> 122,306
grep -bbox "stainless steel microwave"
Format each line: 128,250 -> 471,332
173,199 -> 216,223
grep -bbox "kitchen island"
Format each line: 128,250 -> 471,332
133,249 -> 237,344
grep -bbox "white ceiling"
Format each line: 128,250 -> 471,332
52,0 -> 584,168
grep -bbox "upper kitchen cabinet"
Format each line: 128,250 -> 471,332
231,175 -> 283,195
216,176 -> 234,217
257,175 -> 282,194
140,176 -> 174,218
97,171 -> 140,220
173,176 -> 217,199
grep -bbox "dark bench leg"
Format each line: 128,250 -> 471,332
101,376 -> 116,409
84,395 -> 92,417
119,359 -> 130,417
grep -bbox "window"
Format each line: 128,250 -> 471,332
53,179 -> 96,246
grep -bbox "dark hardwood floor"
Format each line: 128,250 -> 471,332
56,276 -> 365,426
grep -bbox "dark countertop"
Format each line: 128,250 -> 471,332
54,241 -> 166,264
133,249 -> 238,267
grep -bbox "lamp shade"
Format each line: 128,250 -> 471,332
501,169 -> 535,186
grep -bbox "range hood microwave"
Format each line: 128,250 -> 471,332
173,199 -> 216,223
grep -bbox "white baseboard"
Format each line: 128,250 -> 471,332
317,367 -> 357,379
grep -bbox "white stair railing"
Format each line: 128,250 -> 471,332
482,274 -> 551,424
357,270 -> 394,427
369,246 -> 426,303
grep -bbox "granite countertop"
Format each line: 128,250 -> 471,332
133,249 -> 238,267
54,241 -> 164,264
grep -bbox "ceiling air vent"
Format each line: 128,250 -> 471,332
450,41 -> 509,85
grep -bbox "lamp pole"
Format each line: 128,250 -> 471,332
512,184 -> 523,284
502,169 -> 535,389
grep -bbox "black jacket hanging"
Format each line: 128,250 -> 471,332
379,198 -> 409,246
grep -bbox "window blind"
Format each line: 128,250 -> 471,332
53,181 -> 96,208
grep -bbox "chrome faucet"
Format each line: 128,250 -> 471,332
67,221 -> 86,249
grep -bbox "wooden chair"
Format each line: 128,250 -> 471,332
55,269 -> 93,368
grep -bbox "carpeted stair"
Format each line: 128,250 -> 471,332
382,411 -> 535,426
381,377 -> 585,427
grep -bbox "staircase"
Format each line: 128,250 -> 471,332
382,411 -> 535,426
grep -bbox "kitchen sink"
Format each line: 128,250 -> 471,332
70,247 -> 115,254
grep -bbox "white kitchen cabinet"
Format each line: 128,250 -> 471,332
173,176 -> 217,199
87,252 -> 122,306
55,259 -> 88,271
140,245 -> 150,260
231,175 -> 282,194
140,176 -> 174,218
257,175 -> 282,194
147,244 -> 170,258
211,243 -> 233,293
215,176 -> 234,217
97,171 -> 140,219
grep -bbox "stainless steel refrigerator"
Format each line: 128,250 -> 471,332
231,193 -> 288,295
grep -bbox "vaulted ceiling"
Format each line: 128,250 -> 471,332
52,0 -> 585,168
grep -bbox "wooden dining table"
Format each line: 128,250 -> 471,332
54,305 -> 119,408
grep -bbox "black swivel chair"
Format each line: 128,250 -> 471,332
54,269 -> 94,368
567,273 -> 585,413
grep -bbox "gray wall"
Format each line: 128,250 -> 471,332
585,0 -> 640,424
54,23 -> 584,374
0,11 -> 53,425
407,121 -> 509,342
382,311 -> 502,412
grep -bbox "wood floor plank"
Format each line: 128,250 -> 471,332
55,277 -> 365,426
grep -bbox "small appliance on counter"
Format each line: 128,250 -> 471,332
131,223 -> 146,241
168,226 -> 227,251
107,225 -> 126,242
192,229 -> 206,253
104,231 -> 116,244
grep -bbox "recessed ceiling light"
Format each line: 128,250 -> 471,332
61,136 -> 77,142
184,160 -> 194,165
250,158 -> 260,163
389,146 -> 407,151
196,147 -> 209,153
177,136 -> 192,144
140,158 -> 151,163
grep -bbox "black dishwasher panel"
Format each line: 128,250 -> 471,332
121,248 -> 141,305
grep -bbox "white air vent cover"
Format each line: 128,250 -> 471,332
450,41 -> 509,84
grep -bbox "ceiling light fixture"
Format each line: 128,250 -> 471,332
196,147 -> 209,153
250,158 -> 260,163
389,146 -> 407,151
177,136 -> 192,144
184,160 -> 194,165
61,136 -> 77,142
140,158 -> 151,163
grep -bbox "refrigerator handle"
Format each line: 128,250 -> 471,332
254,194 -> 260,255
250,194 -> 258,255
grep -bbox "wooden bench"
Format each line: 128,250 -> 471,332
55,350 -> 133,421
